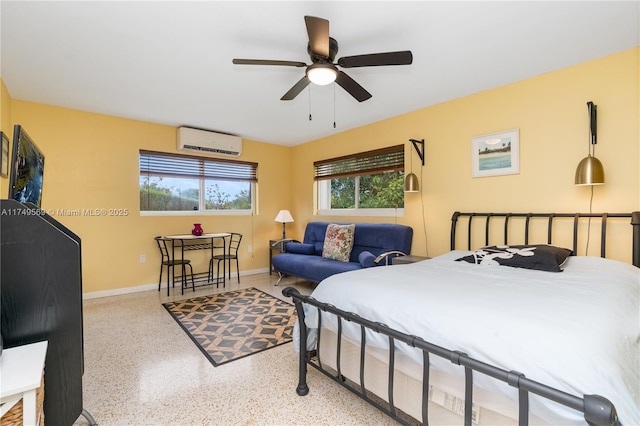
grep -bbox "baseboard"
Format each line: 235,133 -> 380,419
82,267 -> 270,299
82,283 -> 157,300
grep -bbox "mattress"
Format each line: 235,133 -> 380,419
297,251 -> 640,425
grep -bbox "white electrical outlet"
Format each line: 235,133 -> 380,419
139,254 -> 146,263
247,245 -> 252,253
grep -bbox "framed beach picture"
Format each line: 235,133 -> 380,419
471,128 -> 519,178
1,131 -> 9,177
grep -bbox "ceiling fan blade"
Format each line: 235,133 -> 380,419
233,59 -> 307,67
337,50 -> 413,68
304,16 -> 330,58
281,76 -> 311,101
335,71 -> 372,102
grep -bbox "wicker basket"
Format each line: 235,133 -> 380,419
0,375 -> 44,426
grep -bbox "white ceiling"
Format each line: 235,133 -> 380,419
1,1 -> 638,146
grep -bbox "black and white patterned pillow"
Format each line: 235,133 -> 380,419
455,244 -> 573,272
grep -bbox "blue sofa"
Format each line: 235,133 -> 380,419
272,221 -> 413,284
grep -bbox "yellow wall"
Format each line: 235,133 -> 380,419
291,48 -> 640,262
5,101 -> 292,293
2,47 -> 638,293
1,80 -> 12,196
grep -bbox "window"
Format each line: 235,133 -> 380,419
139,150 -> 257,215
315,145 -> 405,216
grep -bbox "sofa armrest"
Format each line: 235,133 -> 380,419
358,251 -> 376,267
374,250 -> 407,265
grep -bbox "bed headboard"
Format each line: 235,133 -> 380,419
450,211 -> 640,268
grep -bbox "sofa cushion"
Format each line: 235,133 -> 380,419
358,250 -> 376,268
272,253 -> 363,283
285,242 -> 315,255
322,224 -> 355,262
350,223 -> 413,262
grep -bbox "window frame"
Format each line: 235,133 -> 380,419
314,145 -> 405,217
139,150 -> 257,216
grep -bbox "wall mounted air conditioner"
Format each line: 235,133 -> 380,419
177,127 -> 242,157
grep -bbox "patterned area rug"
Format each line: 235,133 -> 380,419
162,287 -> 296,366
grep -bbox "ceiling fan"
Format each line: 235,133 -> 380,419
232,16 -> 413,102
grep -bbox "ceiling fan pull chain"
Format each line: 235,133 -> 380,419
333,82 -> 336,129
309,86 -> 312,121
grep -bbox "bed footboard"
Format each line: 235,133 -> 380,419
282,287 -> 620,426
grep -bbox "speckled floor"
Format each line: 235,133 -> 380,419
73,273 -> 413,426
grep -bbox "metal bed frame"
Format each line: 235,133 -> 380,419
450,212 -> 639,266
283,211 -> 640,426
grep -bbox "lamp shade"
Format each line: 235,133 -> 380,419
404,173 -> 420,192
575,155 -> 605,186
274,210 -> 294,223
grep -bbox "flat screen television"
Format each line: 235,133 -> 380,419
8,125 -> 45,207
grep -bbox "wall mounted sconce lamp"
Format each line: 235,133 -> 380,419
404,139 -> 425,192
575,101 -> 605,186
274,210 -> 294,239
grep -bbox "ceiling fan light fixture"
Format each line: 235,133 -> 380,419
234,16 -> 412,101
306,63 -> 338,85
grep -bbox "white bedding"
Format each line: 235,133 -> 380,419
299,251 -> 640,425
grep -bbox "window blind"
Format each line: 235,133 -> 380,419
139,150 -> 257,182
314,145 -> 404,180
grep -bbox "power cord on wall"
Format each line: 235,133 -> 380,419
585,184 -> 594,256
582,101 -> 601,257
584,130 -> 598,256
419,151 -> 429,257
250,210 -> 254,259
